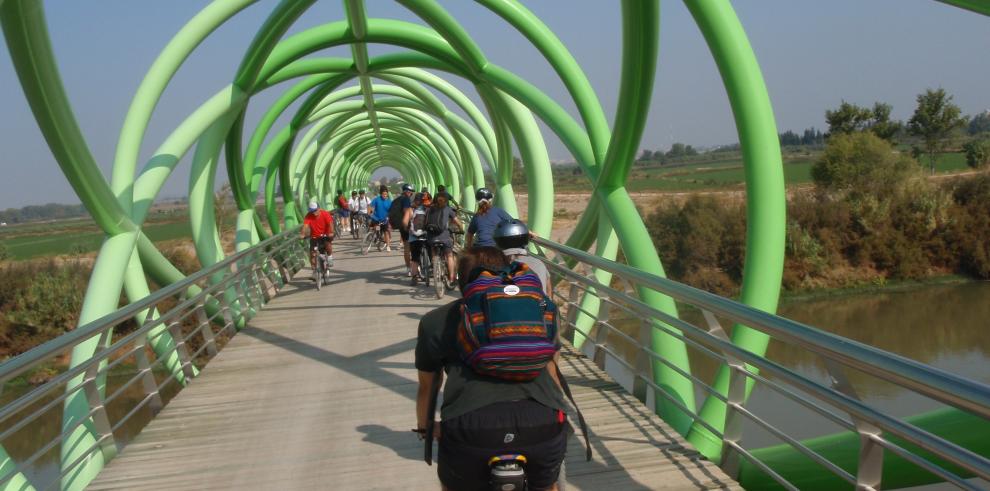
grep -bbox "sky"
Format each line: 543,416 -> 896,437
0,0 -> 988,209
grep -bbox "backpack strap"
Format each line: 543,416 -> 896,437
555,361 -> 593,461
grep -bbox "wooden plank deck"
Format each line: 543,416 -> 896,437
89,238 -> 738,490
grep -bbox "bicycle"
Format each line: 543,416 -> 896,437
429,240 -> 456,299
416,239 -> 432,287
363,220 -> 388,254
351,212 -> 368,239
312,236 -> 332,291
332,211 -> 344,238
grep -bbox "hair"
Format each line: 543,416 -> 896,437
379,185 -> 388,194
477,200 -> 492,215
434,193 -> 448,209
457,246 -> 510,293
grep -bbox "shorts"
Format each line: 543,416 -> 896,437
438,400 -> 568,491
409,239 -> 427,260
337,209 -> 350,218
428,240 -> 453,255
309,236 -> 332,250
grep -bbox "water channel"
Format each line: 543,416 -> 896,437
2,281 -> 988,489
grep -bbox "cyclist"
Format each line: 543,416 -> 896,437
425,193 -> 461,286
347,190 -> 360,234
407,192 -> 431,286
394,183 -> 416,275
300,200 -> 334,279
494,219 -> 551,296
435,184 -> 459,210
465,187 -> 512,249
369,185 -> 393,251
334,190 -> 350,234
415,247 -> 570,491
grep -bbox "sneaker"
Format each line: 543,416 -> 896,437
406,267 -> 412,277
385,245 -> 392,252
410,276 -> 417,286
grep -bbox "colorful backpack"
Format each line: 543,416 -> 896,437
457,262 -> 560,381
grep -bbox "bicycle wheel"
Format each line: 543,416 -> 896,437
315,258 -> 323,291
420,245 -> 431,287
433,250 -> 445,299
362,230 -> 376,255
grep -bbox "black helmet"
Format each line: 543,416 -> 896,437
401,183 -> 414,193
475,187 -> 494,202
493,219 -> 529,250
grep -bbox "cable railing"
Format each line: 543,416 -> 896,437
0,229 -> 307,490
530,236 -> 990,490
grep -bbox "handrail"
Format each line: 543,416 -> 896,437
531,236 -> 990,420
0,228 -> 308,490
0,227 -> 301,385
527,235 -> 990,489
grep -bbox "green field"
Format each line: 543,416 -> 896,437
0,218 -> 191,260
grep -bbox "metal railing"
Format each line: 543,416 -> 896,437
0,229 -> 307,490
530,237 -> 990,490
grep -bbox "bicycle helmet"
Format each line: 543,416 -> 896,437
493,219 -> 529,250
475,187 -> 494,202
308,201 -> 319,212
401,183 -> 415,193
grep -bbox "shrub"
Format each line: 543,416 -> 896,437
947,175 -> 990,278
963,139 -> 990,169
812,132 -> 920,195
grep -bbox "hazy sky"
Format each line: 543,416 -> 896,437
1,1 -> 987,208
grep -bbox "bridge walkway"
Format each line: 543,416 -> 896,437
88,239 -> 738,490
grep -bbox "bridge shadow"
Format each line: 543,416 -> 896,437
356,424 -> 424,462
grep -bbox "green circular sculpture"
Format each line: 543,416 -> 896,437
3,1 -> 985,489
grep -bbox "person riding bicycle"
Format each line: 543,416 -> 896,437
334,189 -> 350,234
407,192 -> 431,286
300,200 -> 334,280
436,184 -> 459,211
347,190 -> 360,234
494,219 -> 551,296
415,247 -> 570,491
369,185 -> 393,251
424,193 -> 461,286
394,183 -> 416,276
466,188 -> 513,249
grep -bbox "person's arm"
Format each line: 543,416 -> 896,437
416,370 -> 443,437
403,206 -> 413,230
465,216 -> 476,248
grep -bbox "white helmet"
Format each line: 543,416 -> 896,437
308,201 -> 318,212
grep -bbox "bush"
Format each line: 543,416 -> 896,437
947,175 -> 990,278
812,132 -> 920,195
0,260 -> 90,355
963,139 -> 990,169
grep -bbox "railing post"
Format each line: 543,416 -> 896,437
590,300 -> 610,367
632,319 -> 653,404
82,330 -> 117,460
166,318 -> 196,382
825,359 -> 884,490
564,283 -> 580,339
703,310 -> 746,478
195,301 -> 218,357
133,330 -> 164,413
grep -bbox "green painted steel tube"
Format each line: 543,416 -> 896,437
683,0 -> 787,459
739,408 -> 990,490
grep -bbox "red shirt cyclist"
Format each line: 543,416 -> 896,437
301,200 -> 335,279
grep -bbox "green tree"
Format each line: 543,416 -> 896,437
963,139 -> 990,169
867,102 -> 902,142
637,149 -> 653,161
969,112 -> 990,135
908,88 -> 965,175
511,156 -> 525,187
667,143 -> 686,159
811,132 -> 919,194
0,243 -> 9,262
825,101 -> 872,137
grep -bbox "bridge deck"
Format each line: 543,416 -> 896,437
89,239 -> 738,490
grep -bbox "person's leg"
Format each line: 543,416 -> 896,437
384,224 -> 392,250
445,246 -> 456,284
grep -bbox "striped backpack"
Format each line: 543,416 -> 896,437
457,262 -> 560,381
